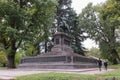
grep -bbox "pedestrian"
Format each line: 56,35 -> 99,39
97,58 -> 102,71
104,61 -> 108,71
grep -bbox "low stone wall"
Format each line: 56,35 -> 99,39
73,56 -> 97,63
19,55 -> 98,69
21,56 -> 66,63
21,56 -> 97,64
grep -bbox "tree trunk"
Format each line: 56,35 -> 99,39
112,58 -> 118,64
45,41 -> 47,53
7,54 -> 16,68
7,47 -> 16,68
111,49 -> 120,64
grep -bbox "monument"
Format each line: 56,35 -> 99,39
19,32 -> 97,69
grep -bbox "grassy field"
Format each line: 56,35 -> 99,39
109,64 -> 120,69
16,71 -> 120,80
16,73 -> 97,80
16,65 -> 120,80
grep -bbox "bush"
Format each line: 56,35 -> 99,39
0,51 -> 7,67
15,52 -> 22,68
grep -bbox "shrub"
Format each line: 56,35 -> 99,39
15,52 -> 22,68
0,51 -> 7,67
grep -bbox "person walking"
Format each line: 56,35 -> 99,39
104,61 -> 108,71
98,58 -> 102,71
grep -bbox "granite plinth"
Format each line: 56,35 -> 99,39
19,63 -> 96,69
18,45 -> 98,69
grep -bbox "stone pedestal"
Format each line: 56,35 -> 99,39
18,32 -> 97,69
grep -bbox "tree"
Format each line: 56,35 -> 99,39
96,0 -> 120,64
0,0 -> 56,68
86,47 -> 101,58
70,14 -> 86,55
78,1 -> 120,64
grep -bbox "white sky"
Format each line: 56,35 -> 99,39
71,0 -> 107,50
71,0 -> 107,14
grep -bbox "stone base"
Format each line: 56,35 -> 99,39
19,62 -> 97,69
18,55 -> 98,69
18,44 -> 98,69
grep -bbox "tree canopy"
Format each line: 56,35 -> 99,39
0,0 -> 57,68
78,0 -> 120,64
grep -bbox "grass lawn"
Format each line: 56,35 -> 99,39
16,71 -> 120,80
97,69 -> 120,80
16,73 -> 97,80
109,64 -> 120,69
14,64 -> 120,80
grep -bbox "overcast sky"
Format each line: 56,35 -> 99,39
71,0 -> 107,14
71,0 -> 106,49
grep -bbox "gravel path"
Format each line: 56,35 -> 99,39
0,68 -> 114,80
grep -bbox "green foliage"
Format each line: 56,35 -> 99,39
0,51 -> 7,67
78,1 -> 120,64
70,15 -> 86,55
109,64 -> 120,69
0,0 -> 57,68
117,47 -> 120,56
15,52 -> 22,67
87,47 -> 101,58
22,42 -> 39,56
98,0 -> 120,64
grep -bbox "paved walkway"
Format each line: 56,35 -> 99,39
0,68 -> 114,80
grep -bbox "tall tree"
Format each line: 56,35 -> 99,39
98,0 -> 120,64
78,1 -> 120,64
70,14 -> 86,55
0,0 -> 56,68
